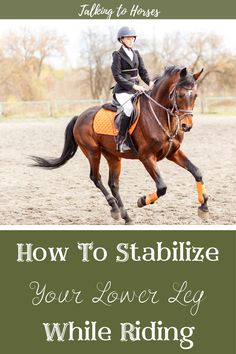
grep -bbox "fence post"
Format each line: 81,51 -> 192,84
205,97 -> 208,113
47,101 -> 53,117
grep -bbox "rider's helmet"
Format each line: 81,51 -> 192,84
117,26 -> 137,42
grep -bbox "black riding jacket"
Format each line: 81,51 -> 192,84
111,46 -> 150,94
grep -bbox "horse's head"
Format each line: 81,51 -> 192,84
169,67 -> 203,132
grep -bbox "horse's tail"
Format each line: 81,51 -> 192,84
31,116 -> 78,169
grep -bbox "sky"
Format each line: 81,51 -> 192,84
0,19 -> 235,68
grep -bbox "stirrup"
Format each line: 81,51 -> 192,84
117,141 -> 131,153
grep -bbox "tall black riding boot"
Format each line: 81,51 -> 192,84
116,113 -> 131,153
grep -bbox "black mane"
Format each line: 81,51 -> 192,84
153,65 -> 195,88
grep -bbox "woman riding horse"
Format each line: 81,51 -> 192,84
112,26 -> 154,152
32,65 -> 209,225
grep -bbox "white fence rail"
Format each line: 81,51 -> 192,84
203,96 -> 236,113
0,99 -> 104,118
0,97 -> 235,118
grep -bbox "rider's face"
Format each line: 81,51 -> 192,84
121,36 -> 135,48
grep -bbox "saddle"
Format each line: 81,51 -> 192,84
93,95 -> 141,136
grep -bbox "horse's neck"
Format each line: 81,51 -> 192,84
139,76 -> 177,136
151,76 -> 175,108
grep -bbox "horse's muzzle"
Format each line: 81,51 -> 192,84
181,123 -> 192,132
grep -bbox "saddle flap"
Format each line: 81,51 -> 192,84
93,97 -> 141,136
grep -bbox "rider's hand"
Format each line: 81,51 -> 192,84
133,84 -> 145,92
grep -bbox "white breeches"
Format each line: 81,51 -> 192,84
115,92 -> 134,117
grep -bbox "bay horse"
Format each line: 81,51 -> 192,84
32,65 -> 209,224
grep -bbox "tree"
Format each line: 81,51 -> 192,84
80,27 -> 115,100
142,31 -> 236,112
0,28 -> 66,100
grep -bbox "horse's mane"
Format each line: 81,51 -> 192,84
153,65 -> 195,88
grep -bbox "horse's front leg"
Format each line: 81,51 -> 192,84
138,154 -> 167,207
167,149 -> 209,220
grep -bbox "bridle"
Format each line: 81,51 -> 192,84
143,85 -> 195,158
168,85 -> 194,117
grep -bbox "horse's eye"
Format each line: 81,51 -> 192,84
178,93 -> 185,98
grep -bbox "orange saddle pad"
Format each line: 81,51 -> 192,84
93,99 -> 140,136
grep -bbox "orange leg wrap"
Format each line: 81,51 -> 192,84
146,192 -> 158,205
196,181 -> 206,204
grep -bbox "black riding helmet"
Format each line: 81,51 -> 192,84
117,26 -> 137,42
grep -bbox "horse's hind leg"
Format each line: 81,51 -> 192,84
103,152 -> 133,225
167,149 -> 209,220
81,147 -> 120,221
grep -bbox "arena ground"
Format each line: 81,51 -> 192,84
0,114 -> 235,225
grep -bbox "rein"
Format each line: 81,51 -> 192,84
143,89 -> 194,158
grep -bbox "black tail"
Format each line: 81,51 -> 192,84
31,116 -> 78,169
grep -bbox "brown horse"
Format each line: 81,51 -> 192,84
32,65 -> 209,224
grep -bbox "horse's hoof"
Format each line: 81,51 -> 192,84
198,207 -> 210,221
120,207 -> 127,219
125,220 -> 134,225
137,196 -> 146,208
111,210 -> 120,220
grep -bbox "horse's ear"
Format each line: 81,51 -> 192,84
180,67 -> 187,77
193,68 -> 204,81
